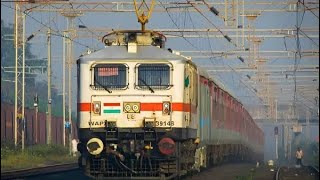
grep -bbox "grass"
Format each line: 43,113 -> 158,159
1,141 -> 77,171
235,168 -> 255,180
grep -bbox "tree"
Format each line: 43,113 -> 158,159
1,19 -> 36,68
1,19 -> 72,118
1,19 -> 40,108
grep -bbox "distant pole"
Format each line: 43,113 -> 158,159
62,32 -> 66,147
61,11 -> 82,154
288,106 -> 293,164
242,0 -> 245,47
21,13 -> 26,150
306,111 -> 310,140
68,18 -> 74,154
275,99 -> 278,162
14,3 -> 18,148
34,93 -> 38,144
47,29 -> 52,144
67,16 -> 73,155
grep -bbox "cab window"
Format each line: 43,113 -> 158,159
92,64 -> 128,90
136,64 -> 171,90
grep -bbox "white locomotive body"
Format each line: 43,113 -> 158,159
77,31 -> 264,179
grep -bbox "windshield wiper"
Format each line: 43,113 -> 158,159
138,78 -> 154,93
94,76 -> 112,93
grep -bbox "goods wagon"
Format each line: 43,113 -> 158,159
1,102 -> 77,145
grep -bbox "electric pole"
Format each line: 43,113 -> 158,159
61,11 -> 82,154
34,94 -> 38,144
14,2 -> 26,150
68,21 -> 73,155
306,111 -> 310,140
275,99 -> 278,163
47,29 -> 52,144
62,32 -> 66,147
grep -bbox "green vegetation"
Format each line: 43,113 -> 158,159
235,168 -> 255,180
1,140 -> 77,171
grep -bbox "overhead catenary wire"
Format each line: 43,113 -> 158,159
67,2 -> 103,50
3,1 -> 316,119
1,3 -> 91,49
158,1 -> 264,109
185,0 -> 239,48
160,0 -> 264,105
298,29 -> 319,47
185,0 -> 264,99
298,0 -> 319,19
292,0 -> 306,119
47,2 -> 103,54
158,0 -> 207,54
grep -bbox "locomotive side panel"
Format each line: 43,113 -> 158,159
184,62 -> 199,131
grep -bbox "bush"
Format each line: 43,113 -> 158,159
1,140 -> 18,160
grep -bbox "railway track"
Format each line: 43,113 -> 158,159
1,163 -> 78,180
275,165 -> 319,180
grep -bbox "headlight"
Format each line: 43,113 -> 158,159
124,104 -> 131,112
162,101 -> 171,115
158,137 -> 175,155
87,138 -> 104,155
92,101 -> 101,115
123,102 -> 140,113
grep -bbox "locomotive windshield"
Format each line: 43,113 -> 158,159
137,64 -> 171,90
92,64 -> 128,90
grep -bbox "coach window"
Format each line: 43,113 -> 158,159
136,64 -> 172,90
91,64 -> 128,90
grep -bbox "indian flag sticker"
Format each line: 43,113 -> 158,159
103,103 -> 121,114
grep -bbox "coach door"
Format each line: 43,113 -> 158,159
184,63 -> 198,127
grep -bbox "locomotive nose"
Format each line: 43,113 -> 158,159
158,137 -> 176,155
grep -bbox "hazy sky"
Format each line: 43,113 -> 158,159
262,123 -> 319,162
1,0 -> 319,121
1,1 -> 318,118
1,0 -> 319,162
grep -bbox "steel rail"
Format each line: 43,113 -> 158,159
275,165 -> 319,180
1,163 -> 78,180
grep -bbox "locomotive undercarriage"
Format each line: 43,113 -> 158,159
78,128 -> 198,179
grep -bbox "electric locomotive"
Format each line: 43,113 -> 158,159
76,29 -> 264,179
76,1 -> 264,179
77,30 -> 200,179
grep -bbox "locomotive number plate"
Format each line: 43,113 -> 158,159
156,121 -> 174,127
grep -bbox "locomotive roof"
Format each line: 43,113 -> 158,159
79,46 -> 185,61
